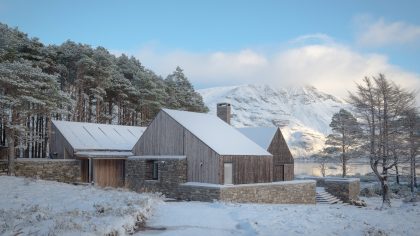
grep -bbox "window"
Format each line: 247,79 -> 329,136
224,163 -> 233,185
152,161 -> 159,180
146,160 -> 159,180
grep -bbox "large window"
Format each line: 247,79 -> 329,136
146,160 -> 159,180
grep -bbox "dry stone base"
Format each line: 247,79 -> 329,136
14,159 -> 81,183
125,156 -> 187,199
179,180 -> 316,204
297,176 -> 361,203
325,178 -> 360,202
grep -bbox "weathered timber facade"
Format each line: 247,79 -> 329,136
268,128 -> 294,181
238,127 -> 295,181
50,122 -> 74,159
133,109 -> 273,185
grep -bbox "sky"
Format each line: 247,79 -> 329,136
1,0 -> 419,98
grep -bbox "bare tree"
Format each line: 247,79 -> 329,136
348,74 -> 416,208
403,108 -> 420,199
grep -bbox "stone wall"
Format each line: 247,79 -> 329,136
296,176 -> 327,187
324,178 -> 360,202
178,183 -> 221,201
179,180 -> 316,204
125,156 -> 187,198
297,176 -> 360,203
14,158 -> 81,183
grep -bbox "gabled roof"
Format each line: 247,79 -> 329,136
52,120 -> 146,151
237,127 -> 278,150
162,109 -> 271,156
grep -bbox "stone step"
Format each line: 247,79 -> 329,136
316,187 -> 344,205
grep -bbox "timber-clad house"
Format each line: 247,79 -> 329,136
50,121 -> 146,187
49,103 -> 296,200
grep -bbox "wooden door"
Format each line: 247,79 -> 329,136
273,164 -> 284,181
93,159 -> 125,187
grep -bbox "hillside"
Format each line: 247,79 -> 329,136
198,84 -> 348,158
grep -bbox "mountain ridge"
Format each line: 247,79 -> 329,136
198,84 -> 348,158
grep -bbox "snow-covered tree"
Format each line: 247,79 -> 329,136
0,60 -> 68,172
348,74 -> 416,207
403,108 -> 420,199
0,23 -> 208,161
165,66 -> 208,113
324,109 -> 362,177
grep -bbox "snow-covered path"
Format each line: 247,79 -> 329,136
140,198 -> 420,236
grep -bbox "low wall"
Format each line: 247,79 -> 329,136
296,176 -> 327,187
14,158 -> 81,183
297,176 -> 360,203
179,180 -> 316,204
125,156 -> 187,198
325,178 -> 360,202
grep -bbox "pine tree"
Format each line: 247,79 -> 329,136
0,60 -> 68,172
165,66 -> 208,112
324,109 -> 362,177
0,23 -> 209,160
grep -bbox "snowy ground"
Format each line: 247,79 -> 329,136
2,176 -> 419,236
139,198 -> 420,236
0,176 -> 162,235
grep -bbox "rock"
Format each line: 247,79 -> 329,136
360,187 -> 378,197
350,199 -> 367,207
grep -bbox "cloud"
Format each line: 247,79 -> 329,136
355,17 -> 420,47
128,40 -> 420,103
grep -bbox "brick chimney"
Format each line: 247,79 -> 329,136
217,103 -> 231,125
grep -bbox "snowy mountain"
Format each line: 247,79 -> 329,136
198,84 -> 348,158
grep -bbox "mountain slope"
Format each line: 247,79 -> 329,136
198,84 -> 348,158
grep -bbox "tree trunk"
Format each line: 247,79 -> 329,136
395,165 -> 400,185
381,176 -> 391,208
6,110 -> 17,175
342,143 -> 346,178
42,116 -> 48,158
411,150 -> 416,198
108,101 -> 113,124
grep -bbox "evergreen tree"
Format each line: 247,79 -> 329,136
324,109 -> 361,177
0,22 -> 208,160
0,60 -> 68,172
165,66 -> 208,112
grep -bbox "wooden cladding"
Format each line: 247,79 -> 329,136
184,129 -> 220,184
220,156 -> 273,184
50,122 -> 74,159
273,163 -> 294,181
133,111 -> 184,156
134,110 -> 279,185
93,159 -> 125,187
269,129 -> 294,165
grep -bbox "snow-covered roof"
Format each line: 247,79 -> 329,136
237,127 -> 278,150
52,120 -> 146,151
162,109 -> 271,156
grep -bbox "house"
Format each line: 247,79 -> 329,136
50,121 -> 146,187
237,127 -> 294,181
132,108 -> 273,185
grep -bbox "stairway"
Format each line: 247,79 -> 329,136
316,187 -> 343,204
